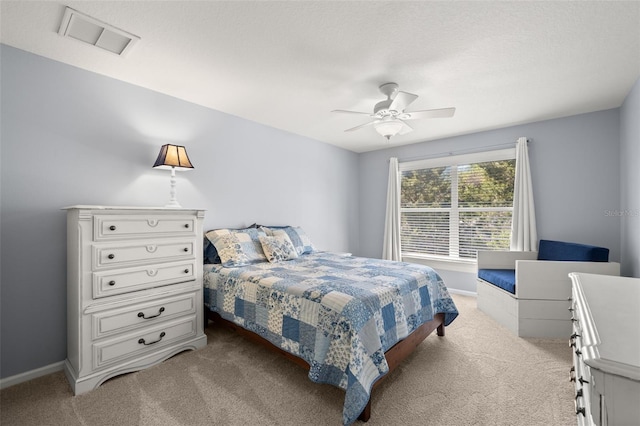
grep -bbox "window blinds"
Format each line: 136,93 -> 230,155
399,149 -> 515,260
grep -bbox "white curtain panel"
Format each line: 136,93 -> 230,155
510,137 -> 538,251
382,157 -> 402,261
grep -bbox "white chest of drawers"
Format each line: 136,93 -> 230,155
569,272 -> 640,426
63,206 -> 207,395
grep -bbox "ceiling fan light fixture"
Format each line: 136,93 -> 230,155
374,119 -> 404,140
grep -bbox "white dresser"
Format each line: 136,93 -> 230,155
569,272 -> 640,426
64,206 -> 207,395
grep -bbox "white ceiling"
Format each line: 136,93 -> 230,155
1,1 -> 639,153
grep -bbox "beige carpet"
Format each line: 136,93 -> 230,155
1,294 -> 575,426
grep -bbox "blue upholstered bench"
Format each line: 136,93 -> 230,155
478,240 -> 610,295
476,240 -> 620,338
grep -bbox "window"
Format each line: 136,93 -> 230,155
399,149 -> 516,261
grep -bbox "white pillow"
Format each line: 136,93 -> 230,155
259,233 -> 298,263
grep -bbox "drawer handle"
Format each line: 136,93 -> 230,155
183,247 -> 189,252
109,225 -> 116,231
570,333 -> 580,339
184,269 -> 190,274
568,307 -> 574,312
138,307 -> 165,320
138,332 -> 166,346
575,388 -> 583,399
184,224 -> 189,228
107,254 -> 115,260
108,280 -> 116,286
575,349 -> 582,356
578,376 -> 589,385
574,394 -> 586,417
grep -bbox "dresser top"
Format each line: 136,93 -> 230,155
571,272 -> 640,379
62,205 -> 205,211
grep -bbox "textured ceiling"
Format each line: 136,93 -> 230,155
1,1 -> 639,152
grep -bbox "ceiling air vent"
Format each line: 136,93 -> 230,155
58,7 -> 140,56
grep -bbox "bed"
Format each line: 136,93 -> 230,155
203,225 -> 458,425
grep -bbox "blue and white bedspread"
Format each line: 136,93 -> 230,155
203,252 -> 458,425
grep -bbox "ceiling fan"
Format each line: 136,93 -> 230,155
332,82 -> 455,140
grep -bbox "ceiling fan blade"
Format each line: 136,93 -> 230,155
398,120 -> 414,135
331,109 -> 372,116
344,120 -> 377,132
389,91 -> 418,112
402,107 -> 456,120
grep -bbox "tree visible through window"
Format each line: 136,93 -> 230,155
400,150 -> 515,261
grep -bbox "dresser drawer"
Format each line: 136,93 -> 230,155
93,316 -> 198,369
92,260 -> 195,298
575,362 -> 593,424
93,241 -> 194,269
91,292 -> 198,339
94,215 -> 196,241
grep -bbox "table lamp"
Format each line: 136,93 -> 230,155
152,144 -> 194,208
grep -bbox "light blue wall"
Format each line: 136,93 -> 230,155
0,45 -> 359,378
358,109 -> 622,292
620,77 -> 640,278
0,43 -> 635,380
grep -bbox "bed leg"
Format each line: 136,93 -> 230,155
437,323 -> 445,336
358,399 -> 371,422
204,305 -> 209,329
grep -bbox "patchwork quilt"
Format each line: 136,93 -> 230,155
203,252 -> 458,425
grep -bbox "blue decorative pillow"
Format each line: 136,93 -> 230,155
203,237 -> 220,264
259,233 -> 298,263
205,227 -> 266,267
260,226 -> 315,255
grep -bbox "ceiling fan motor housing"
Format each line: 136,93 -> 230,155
374,82 -> 400,117
374,99 -> 394,116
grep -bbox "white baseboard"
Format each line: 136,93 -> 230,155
447,288 -> 477,297
0,361 -> 65,390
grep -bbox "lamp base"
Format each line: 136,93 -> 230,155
163,167 -> 182,208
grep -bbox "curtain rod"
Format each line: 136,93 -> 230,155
396,138 -> 530,163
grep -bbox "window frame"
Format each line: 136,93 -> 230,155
398,148 -> 516,267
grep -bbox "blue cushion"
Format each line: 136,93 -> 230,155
478,269 -> 516,294
203,237 -> 219,264
537,240 -> 609,262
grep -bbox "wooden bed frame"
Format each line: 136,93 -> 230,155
207,310 -> 445,422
